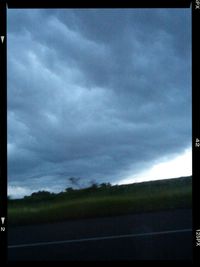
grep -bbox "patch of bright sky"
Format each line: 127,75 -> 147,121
119,147 -> 192,185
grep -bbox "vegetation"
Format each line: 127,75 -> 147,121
8,176 -> 192,226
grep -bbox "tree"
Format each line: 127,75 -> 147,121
65,187 -> 74,193
89,179 -> 98,190
26,190 -> 53,200
68,177 -> 81,189
99,183 -> 111,189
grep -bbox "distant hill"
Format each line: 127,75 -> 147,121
8,175 -> 192,226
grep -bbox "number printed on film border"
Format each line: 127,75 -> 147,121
195,138 -> 200,147
195,0 -> 200,9
196,229 -> 200,246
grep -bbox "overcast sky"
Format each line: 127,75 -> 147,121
7,8 -> 191,198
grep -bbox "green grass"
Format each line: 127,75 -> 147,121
8,176 -> 192,226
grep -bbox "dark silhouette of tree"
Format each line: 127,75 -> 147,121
99,183 -> 111,189
89,180 -> 99,190
23,190 -> 54,201
69,177 -> 81,188
65,187 -> 74,193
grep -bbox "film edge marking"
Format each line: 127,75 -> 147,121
1,36 -> 5,43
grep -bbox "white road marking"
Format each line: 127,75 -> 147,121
8,228 -> 192,249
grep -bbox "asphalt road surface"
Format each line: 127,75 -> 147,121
8,209 -> 192,261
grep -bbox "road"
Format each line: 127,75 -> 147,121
8,209 -> 192,261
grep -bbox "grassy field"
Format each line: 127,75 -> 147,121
8,176 -> 192,226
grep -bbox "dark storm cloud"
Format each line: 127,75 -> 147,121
7,8 -> 191,196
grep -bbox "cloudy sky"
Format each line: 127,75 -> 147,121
7,8 -> 192,198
